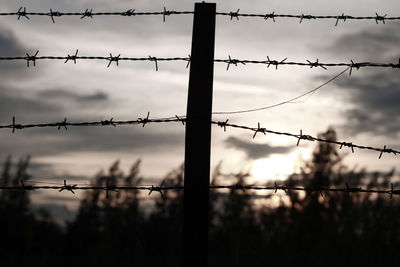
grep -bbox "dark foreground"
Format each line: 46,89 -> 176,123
1,129 -> 399,267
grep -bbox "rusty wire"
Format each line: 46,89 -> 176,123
2,179 -> 400,199
1,51 -> 399,73
1,115 -> 399,159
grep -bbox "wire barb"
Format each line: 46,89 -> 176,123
20,179 -> 35,192
81,9 -> 93,19
105,179 -> 118,199
25,50 -> 39,67
101,118 -> 116,127
375,13 -> 387,24
379,145 -> 397,159
349,60 -> 361,75
122,9 -> 136,16
175,115 -> 185,125
297,129 -> 315,146
345,182 -> 361,198
148,180 -> 165,199
64,49 -> 79,64
253,122 -> 266,138
185,54 -> 191,69
138,112 -> 150,127
266,56 -> 287,70
17,7 -> 30,20
274,182 -> 287,193
335,13 -> 347,26
264,12 -> 276,22
217,119 -> 229,132
299,14 -> 316,23
229,9 -> 240,20
57,118 -> 68,131
107,53 -> 120,67
162,7 -> 171,22
307,59 -> 327,70
11,116 -> 23,133
48,9 -> 62,23
339,142 -> 355,153
148,56 -> 159,71
232,183 -> 246,193
226,55 -> 246,71
59,180 -> 77,194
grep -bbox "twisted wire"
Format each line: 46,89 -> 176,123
3,180 -> 400,199
217,10 -> 399,25
0,7 -> 193,23
2,7 -> 399,26
1,51 -> 399,73
1,115 -> 398,159
212,120 -> 399,159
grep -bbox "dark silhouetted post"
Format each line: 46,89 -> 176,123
183,2 -> 216,267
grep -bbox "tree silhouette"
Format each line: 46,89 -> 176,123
1,128 -> 400,266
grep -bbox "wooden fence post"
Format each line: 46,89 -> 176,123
183,2 -> 216,267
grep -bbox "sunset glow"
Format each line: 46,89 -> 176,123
250,154 -> 296,183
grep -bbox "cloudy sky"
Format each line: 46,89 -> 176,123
0,0 -> 399,211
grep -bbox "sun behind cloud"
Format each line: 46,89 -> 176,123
250,154 -> 298,184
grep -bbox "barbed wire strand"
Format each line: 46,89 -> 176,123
3,180 -> 400,199
211,120 -> 399,159
213,67 -> 350,115
1,115 -> 399,159
0,7 -> 193,23
0,50 -> 190,71
0,52 -> 399,72
0,114 -> 180,131
215,57 -> 400,74
217,10 -> 400,25
2,7 -> 399,26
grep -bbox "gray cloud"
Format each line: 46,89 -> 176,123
323,23 -> 400,136
0,26 -> 28,79
0,87 -> 110,122
0,88 -> 61,121
225,136 -> 293,159
1,126 -> 184,157
326,23 -> 400,61
0,26 -> 183,159
39,89 -> 108,102
0,29 -> 25,55
335,71 -> 400,136
0,81 -> 185,158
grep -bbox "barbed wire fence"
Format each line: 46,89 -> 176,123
0,4 -> 399,264
0,5 -> 398,222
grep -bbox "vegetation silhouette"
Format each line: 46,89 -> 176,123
1,128 -> 400,267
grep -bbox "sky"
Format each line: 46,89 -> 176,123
0,0 -> 399,216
